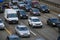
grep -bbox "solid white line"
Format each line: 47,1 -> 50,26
30,30 -> 37,36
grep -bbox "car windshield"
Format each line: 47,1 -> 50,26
20,11 -> 26,15
31,18 -> 40,22
8,14 -> 17,18
41,5 -> 48,9
10,38 -> 19,40
0,20 -> 2,23
18,27 -> 28,31
51,19 -> 59,22
33,9 -> 39,12
26,5 -> 31,8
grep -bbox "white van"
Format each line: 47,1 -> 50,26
4,9 -> 18,24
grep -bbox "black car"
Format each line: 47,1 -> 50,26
38,4 -> 50,13
30,8 -> 41,16
7,34 -> 20,40
24,4 -> 32,12
47,18 -> 60,27
17,9 -> 28,19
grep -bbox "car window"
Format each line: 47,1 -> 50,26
31,18 -> 40,22
20,11 -> 26,15
7,14 -> 17,18
17,27 -> 28,31
33,9 -> 39,12
41,5 -> 48,9
50,19 -> 59,22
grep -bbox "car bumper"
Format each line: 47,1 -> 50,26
33,13 -> 40,16
0,27 -> 4,30
19,16 -> 28,19
20,35 -> 30,37
42,10 -> 50,13
32,25 -> 42,28
8,21 -> 18,24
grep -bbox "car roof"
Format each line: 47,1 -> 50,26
30,17 -> 39,19
17,25 -> 27,27
9,34 -> 19,38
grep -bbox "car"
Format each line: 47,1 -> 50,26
47,18 -> 60,27
23,0 -> 32,4
17,9 -> 28,19
7,34 -> 20,40
24,4 -> 32,12
28,17 -> 43,28
31,1 -> 40,8
15,25 -> 30,37
30,8 -> 41,16
11,5 -> 20,12
0,19 -> 5,30
57,36 -> 60,40
11,0 -> 19,4
35,37 -> 45,40
4,9 -> 18,24
38,4 -> 50,13
17,1 -> 26,9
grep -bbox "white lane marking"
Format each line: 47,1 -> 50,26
30,30 -> 37,36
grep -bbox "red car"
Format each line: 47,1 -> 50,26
30,8 -> 40,16
31,1 -> 40,8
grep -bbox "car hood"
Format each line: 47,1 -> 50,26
19,30 -> 30,34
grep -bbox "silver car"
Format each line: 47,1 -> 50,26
0,19 -> 5,30
15,25 -> 30,37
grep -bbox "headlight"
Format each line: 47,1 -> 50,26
32,24 -> 35,25
20,15 -> 22,16
40,23 -> 43,25
20,33 -> 24,35
53,23 -> 55,25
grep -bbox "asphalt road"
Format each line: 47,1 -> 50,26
0,0 -> 59,40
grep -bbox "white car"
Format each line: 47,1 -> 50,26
15,25 -> 30,37
28,17 -> 43,28
0,19 -> 5,30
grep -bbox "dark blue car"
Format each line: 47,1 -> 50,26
47,18 -> 60,27
17,9 -> 28,19
39,4 -> 50,13
24,4 -> 32,12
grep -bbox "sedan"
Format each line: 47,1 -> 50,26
39,4 -> 50,13
7,34 -> 20,40
47,18 -> 60,27
28,17 -> 43,28
11,5 -> 20,12
15,25 -> 30,37
17,1 -> 26,9
0,19 -> 5,30
24,4 -> 32,12
30,8 -> 41,16
17,9 -> 28,19
31,1 -> 40,8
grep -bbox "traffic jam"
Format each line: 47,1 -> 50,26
0,0 -> 60,40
